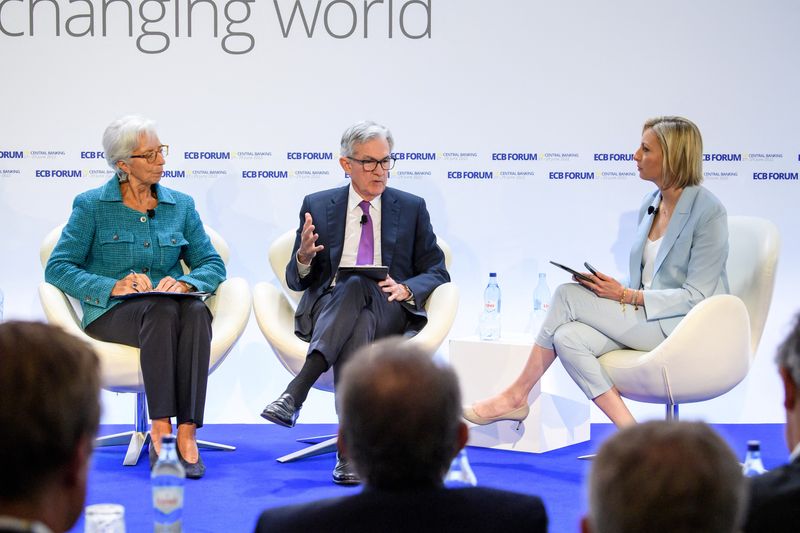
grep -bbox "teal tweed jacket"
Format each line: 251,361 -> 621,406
45,177 -> 226,328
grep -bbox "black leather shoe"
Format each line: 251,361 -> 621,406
149,443 -> 158,470
332,453 -> 360,486
176,446 -> 206,480
260,393 -> 301,428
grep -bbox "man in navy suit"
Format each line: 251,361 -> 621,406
260,121 -> 450,484
745,313 -> 800,532
254,338 -> 548,532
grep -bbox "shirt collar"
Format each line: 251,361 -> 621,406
99,177 -> 176,205
0,516 -> 54,533
348,184 -> 381,213
789,441 -> 800,463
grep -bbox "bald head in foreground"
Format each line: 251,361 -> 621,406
0,321 -> 101,533
584,420 -> 746,533
255,337 -> 548,533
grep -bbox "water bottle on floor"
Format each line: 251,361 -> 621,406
444,449 -> 478,488
479,273 -> 501,340
742,440 -> 767,477
152,435 -> 185,532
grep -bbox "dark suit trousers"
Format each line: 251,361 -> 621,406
308,274 -> 409,385
86,296 -> 213,427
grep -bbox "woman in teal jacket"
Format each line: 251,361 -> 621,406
45,116 -> 225,478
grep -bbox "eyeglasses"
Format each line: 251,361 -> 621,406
347,156 -> 396,172
129,145 -> 169,164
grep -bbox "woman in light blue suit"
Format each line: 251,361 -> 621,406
464,116 -> 728,428
45,116 -> 225,478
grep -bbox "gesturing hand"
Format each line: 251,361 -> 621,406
297,212 -> 324,265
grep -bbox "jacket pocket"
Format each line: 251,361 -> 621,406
98,229 -> 135,269
157,232 -> 189,268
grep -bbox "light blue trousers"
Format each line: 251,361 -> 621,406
535,283 -> 668,399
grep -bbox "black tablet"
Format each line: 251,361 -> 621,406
335,265 -> 389,282
549,261 -> 592,282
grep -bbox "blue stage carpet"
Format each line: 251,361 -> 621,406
70,423 -> 787,532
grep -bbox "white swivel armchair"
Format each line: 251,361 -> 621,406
253,229 -> 459,462
39,224 -> 252,465
598,216 -> 780,419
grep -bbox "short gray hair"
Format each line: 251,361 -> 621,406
102,115 -> 158,179
777,313 -> 800,388
340,120 -> 394,158
588,421 -> 745,533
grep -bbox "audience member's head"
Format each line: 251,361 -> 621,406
0,321 -> 101,533
584,420 -> 746,533
336,337 -> 467,490
777,312 -> 800,451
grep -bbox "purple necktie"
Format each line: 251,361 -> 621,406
356,200 -> 374,265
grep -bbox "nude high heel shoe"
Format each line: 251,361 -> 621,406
462,404 -> 530,429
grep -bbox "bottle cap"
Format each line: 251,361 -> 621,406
747,440 -> 760,451
489,272 -> 497,277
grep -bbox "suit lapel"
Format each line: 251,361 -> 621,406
327,187 -> 348,271
652,186 -> 699,276
629,191 -> 660,289
380,189 -> 400,268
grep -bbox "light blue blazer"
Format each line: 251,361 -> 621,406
629,185 -> 729,336
45,177 -> 226,328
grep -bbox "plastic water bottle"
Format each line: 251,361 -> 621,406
152,435 -> 185,532
479,273 -> 501,340
443,449 -> 478,488
742,440 -> 767,477
527,273 -> 551,333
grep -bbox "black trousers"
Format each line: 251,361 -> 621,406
86,296 -> 213,427
307,274 -> 410,386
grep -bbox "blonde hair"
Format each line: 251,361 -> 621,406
643,116 -> 703,189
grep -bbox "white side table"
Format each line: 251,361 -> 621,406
450,334 -> 590,453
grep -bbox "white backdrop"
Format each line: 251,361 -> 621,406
1,0 -> 798,425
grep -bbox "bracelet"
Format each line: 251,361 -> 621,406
619,288 -> 627,313
634,290 -> 640,311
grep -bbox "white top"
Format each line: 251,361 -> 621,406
641,236 -> 663,290
297,184 -> 382,278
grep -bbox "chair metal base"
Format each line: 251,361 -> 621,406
96,392 -> 235,466
277,434 -> 338,463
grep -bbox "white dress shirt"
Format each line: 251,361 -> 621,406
297,185 -> 382,278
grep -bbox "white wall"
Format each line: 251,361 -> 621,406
1,0 -> 798,424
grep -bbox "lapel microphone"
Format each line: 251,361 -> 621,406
360,214 -> 367,225
647,205 -> 659,215
147,209 -> 156,219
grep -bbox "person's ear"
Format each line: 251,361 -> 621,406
339,156 -> 351,175
780,367 -> 797,411
116,160 -> 130,175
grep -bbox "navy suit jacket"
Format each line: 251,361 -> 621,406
286,186 -> 450,341
745,457 -> 800,532
254,486 -> 548,533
